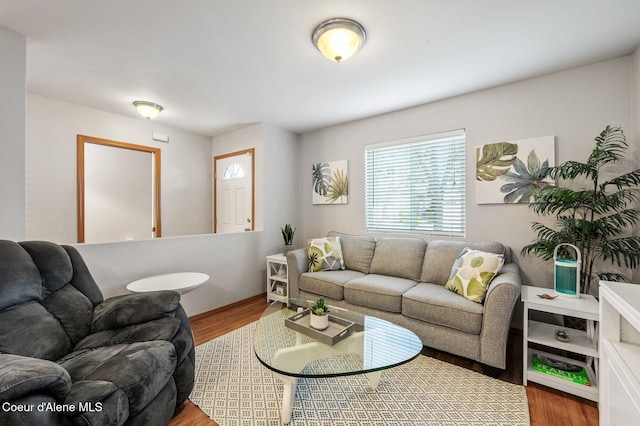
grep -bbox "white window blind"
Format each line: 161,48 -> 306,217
365,129 -> 466,236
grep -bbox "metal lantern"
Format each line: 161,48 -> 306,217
554,243 -> 581,298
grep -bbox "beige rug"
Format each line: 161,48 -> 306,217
190,322 -> 530,425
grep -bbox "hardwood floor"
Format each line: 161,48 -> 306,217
170,294 -> 598,426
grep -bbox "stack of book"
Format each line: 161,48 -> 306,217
532,353 -> 591,386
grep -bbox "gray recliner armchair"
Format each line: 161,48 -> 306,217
0,240 -> 195,425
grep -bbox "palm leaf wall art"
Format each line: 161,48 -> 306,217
476,136 -> 555,204
312,162 -> 331,196
476,142 -> 518,181
312,160 -> 349,204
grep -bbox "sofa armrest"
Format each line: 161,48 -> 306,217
286,248 -> 308,299
0,354 -> 71,402
479,263 -> 522,369
91,290 -> 181,333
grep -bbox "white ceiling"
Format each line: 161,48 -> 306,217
2,0 -> 640,137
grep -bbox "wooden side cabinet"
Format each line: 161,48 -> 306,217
599,280 -> 640,426
266,254 -> 288,303
521,285 -> 600,402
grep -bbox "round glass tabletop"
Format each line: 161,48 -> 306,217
254,298 -> 423,378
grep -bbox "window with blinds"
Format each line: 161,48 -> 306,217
365,129 -> 466,236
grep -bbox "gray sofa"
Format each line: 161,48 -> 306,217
287,231 -> 521,370
0,240 -> 195,425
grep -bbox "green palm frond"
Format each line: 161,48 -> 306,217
589,125 -> 627,167
529,188 -> 591,215
550,160 -> 597,181
591,189 -> 640,214
601,169 -> 640,191
325,168 -> 348,203
596,237 -> 640,269
522,126 -> 640,295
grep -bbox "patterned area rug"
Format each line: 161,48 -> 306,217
190,322 -> 530,425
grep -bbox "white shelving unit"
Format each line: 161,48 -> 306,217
266,254 -> 288,303
521,285 -> 600,402
599,281 -> 640,426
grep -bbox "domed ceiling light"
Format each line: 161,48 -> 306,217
133,100 -> 163,120
312,18 -> 366,63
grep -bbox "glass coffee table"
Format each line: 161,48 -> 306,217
254,298 -> 423,424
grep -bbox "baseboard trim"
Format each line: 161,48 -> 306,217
188,293 -> 267,321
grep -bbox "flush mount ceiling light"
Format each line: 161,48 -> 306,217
133,100 -> 163,120
312,18 -> 366,63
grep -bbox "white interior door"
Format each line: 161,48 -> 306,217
215,149 -> 254,233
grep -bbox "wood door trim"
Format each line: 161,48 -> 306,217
213,148 -> 255,233
77,134 -> 161,243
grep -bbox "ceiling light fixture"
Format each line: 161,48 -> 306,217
312,18 -> 366,63
133,100 -> 163,120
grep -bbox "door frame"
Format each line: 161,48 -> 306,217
213,148 -> 255,233
77,134 -> 161,243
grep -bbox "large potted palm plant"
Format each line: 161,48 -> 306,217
521,126 -> 640,296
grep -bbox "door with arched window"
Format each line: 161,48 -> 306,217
214,148 -> 254,233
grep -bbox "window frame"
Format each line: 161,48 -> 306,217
364,129 -> 466,237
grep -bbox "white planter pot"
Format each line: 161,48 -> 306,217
309,313 -> 329,330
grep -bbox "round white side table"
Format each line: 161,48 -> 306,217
126,272 -> 209,294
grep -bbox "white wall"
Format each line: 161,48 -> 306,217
83,143 -> 154,243
26,94 -> 213,243
263,123 -> 301,248
22,96 -> 302,316
75,232 -> 268,316
75,123 -> 300,316
299,57 -> 635,293
0,28 -> 26,241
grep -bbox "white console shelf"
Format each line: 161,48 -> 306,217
599,281 -> 640,426
266,254 -> 289,303
521,285 -> 599,402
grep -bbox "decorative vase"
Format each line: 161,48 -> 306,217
309,313 -> 329,330
282,244 -> 294,256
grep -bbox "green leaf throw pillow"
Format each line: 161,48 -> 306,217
307,237 -> 345,272
444,248 -> 504,304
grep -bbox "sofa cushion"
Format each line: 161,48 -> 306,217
41,285 -> 94,346
299,270 -> 365,300
444,248 -> 504,304
369,238 -> 427,281
19,241 -> 74,298
91,291 -> 180,333
402,283 -> 485,334
64,380 -> 129,425
327,231 -> 377,274
58,341 -> 176,414
420,240 -> 505,285
0,240 -> 42,311
344,274 -> 416,313
307,237 -> 345,272
0,302 -> 72,360
0,354 -> 71,402
74,316 -> 181,351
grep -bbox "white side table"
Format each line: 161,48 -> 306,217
127,272 -> 209,294
521,285 -> 599,401
266,254 -> 288,302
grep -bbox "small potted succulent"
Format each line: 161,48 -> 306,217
281,224 -> 296,256
309,297 -> 330,330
